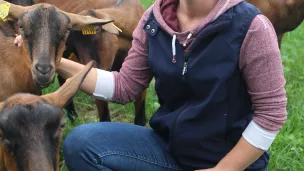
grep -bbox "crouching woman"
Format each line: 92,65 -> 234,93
15,0 -> 288,170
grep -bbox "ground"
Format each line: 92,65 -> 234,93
40,0 -> 304,170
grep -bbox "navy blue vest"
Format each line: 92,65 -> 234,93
144,1 -> 269,170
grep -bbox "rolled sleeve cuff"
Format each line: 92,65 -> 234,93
92,69 -> 114,101
242,120 -> 279,151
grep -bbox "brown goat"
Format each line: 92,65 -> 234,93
55,0 -> 148,126
7,0 -> 148,125
0,1 -> 118,99
0,61 -> 95,171
62,0 -> 147,125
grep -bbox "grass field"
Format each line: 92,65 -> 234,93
46,0 -> 304,170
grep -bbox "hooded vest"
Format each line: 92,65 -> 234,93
144,1 -> 269,170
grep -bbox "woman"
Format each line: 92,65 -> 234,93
15,0 -> 287,170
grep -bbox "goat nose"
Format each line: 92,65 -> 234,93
35,64 -> 52,75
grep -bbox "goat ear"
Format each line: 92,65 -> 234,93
71,15 -> 120,35
100,22 -> 121,35
41,60 -> 95,108
59,9 -> 118,32
0,1 -> 35,21
77,9 -> 121,35
71,15 -> 114,30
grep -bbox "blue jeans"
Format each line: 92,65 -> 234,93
63,122 -> 268,171
63,122 -> 186,171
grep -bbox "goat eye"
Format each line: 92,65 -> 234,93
23,33 -> 30,39
18,24 -> 24,30
53,123 -> 65,138
60,123 -> 66,129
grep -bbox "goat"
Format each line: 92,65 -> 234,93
53,0 -> 148,126
0,0 -> 118,106
62,0 -> 147,125
7,0 -> 148,125
0,61 -> 94,171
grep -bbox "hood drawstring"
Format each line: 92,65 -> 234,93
172,33 -> 193,63
172,34 -> 177,63
183,33 -> 193,47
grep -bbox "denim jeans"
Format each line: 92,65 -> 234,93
63,122 -> 268,171
63,122 -> 185,171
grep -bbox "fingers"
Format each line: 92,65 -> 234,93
14,34 -> 23,47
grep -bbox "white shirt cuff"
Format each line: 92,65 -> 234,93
92,69 -> 114,101
242,120 -> 279,151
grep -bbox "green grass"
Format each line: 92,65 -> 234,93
140,0 -> 155,9
45,0 -> 304,170
268,25 -> 304,170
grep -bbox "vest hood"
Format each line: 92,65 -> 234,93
151,0 -> 245,65
152,0 -> 244,37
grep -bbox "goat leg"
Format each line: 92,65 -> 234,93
96,100 -> 111,122
134,89 -> 147,126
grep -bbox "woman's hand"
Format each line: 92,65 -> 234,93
14,34 -> 23,47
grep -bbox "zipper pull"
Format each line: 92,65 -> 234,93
182,61 -> 188,75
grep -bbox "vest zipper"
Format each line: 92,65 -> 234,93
182,56 -> 189,76
181,55 -> 190,80
181,33 -> 192,75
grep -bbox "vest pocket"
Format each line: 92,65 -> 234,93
168,102 -> 192,152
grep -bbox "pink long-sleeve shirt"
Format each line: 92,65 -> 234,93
93,0 -> 287,150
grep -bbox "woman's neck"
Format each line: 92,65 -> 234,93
177,0 -> 219,32
178,0 -> 218,19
